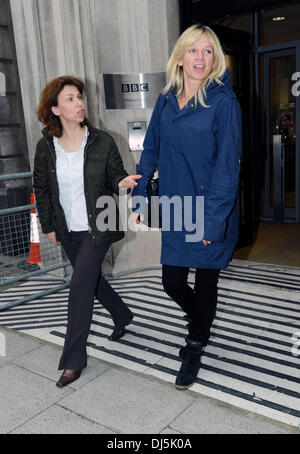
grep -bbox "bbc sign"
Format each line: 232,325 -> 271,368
103,73 -> 166,109
121,83 -> 149,93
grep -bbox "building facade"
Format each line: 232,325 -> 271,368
1,0 -> 299,273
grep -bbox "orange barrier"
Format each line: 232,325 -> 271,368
27,193 -> 41,264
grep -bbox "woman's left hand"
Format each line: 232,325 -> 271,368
118,175 -> 142,189
202,240 -> 212,246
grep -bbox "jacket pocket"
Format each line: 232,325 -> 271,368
86,154 -> 107,175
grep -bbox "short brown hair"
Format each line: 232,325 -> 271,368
36,75 -> 89,137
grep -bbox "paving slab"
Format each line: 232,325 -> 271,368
59,367 -> 195,434
10,404 -> 116,434
159,427 -> 184,435
12,343 -> 113,389
169,397 -> 297,434
0,327 -> 41,366
0,363 -> 72,434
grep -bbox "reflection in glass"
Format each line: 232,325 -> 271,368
269,55 -> 296,214
260,1 -> 300,45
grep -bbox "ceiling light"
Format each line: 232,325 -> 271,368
272,16 -> 285,21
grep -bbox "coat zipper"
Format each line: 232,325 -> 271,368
83,134 -> 97,235
44,138 -> 69,234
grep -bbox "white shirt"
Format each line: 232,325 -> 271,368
54,127 -> 89,232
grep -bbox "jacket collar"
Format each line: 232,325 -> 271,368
167,89 -> 204,116
167,68 -> 235,116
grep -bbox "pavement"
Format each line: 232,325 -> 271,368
0,324 -> 298,435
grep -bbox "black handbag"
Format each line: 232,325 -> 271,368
141,96 -> 168,228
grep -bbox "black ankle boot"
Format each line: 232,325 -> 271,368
175,337 -> 203,390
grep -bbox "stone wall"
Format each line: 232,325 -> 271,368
9,0 -> 180,274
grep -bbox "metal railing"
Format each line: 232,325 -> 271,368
0,172 -> 70,311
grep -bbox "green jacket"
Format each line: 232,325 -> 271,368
33,124 -> 128,246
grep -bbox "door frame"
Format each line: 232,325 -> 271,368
254,40 -> 300,223
264,48 -> 296,221
207,23 -> 254,247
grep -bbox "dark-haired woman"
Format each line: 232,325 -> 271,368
34,76 -> 141,387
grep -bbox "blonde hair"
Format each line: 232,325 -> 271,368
162,24 -> 227,108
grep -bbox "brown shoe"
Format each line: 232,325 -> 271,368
108,314 -> 133,341
108,327 -> 126,341
56,369 -> 82,388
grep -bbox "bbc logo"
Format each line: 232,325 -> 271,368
121,83 -> 149,93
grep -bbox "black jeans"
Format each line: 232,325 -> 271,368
162,265 -> 220,345
59,231 -> 132,370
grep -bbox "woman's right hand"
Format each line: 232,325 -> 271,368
132,213 -> 144,224
45,231 -> 60,246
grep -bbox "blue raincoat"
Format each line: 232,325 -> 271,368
132,69 -> 242,269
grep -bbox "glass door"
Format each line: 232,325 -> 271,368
208,23 -> 254,247
263,49 -> 297,222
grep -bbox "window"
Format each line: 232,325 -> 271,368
209,11 -> 252,34
260,1 -> 300,45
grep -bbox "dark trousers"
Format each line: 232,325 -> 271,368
59,231 -> 132,370
162,265 -> 220,345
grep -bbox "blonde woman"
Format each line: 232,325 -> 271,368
132,25 -> 242,389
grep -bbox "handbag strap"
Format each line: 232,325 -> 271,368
148,95 -> 169,180
157,95 -> 168,159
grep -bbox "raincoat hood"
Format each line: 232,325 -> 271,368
205,68 -> 236,103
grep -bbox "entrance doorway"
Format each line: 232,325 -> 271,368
206,24 -> 254,248
179,0 -> 300,266
235,42 -> 300,266
261,46 -> 300,223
